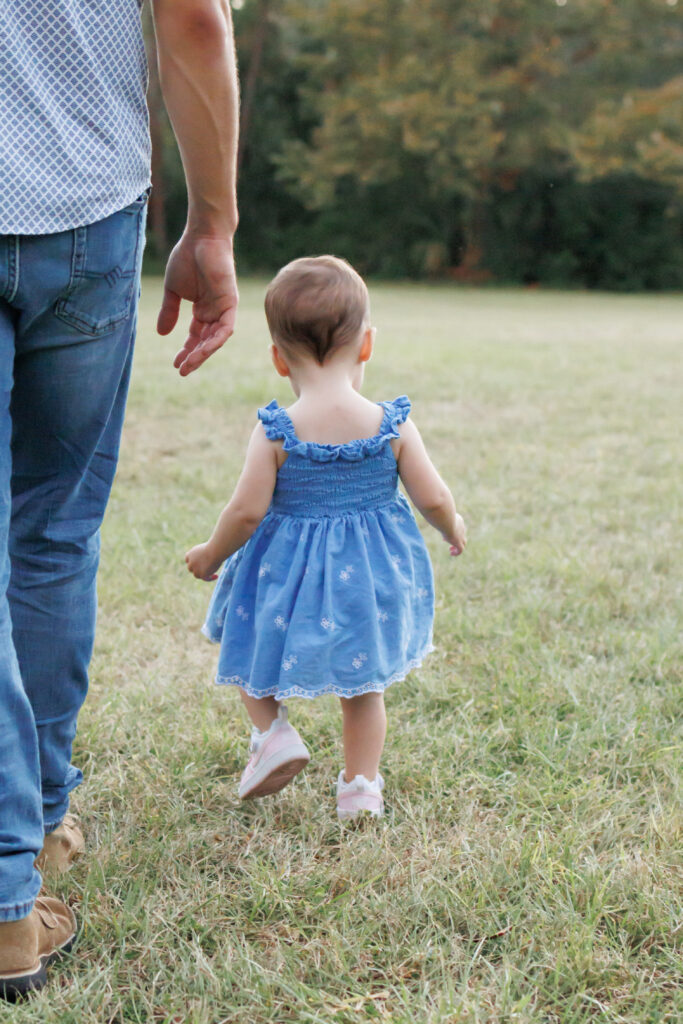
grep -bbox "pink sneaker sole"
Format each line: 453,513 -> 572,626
239,751 -> 310,800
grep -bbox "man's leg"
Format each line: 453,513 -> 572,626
9,196 -> 146,835
0,298 -> 43,925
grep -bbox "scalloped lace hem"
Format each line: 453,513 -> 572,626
209,645 -> 435,700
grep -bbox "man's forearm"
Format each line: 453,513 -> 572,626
152,0 -> 239,238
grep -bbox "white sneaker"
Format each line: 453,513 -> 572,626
336,770 -> 385,819
238,705 -> 310,800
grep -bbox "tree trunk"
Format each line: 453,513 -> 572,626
452,192 -> 491,283
238,0 -> 271,174
143,9 -> 169,259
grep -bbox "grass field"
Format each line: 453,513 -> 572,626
11,281 -> 682,1023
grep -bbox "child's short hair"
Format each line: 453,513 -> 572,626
264,255 -> 370,364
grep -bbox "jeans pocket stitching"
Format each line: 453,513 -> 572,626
53,204 -> 145,337
53,297 -> 131,336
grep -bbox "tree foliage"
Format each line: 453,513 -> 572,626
277,1 -> 682,200
144,0 -> 683,288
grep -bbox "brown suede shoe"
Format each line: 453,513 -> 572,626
0,896 -> 77,1001
35,815 -> 85,876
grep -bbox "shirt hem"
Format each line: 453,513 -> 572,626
0,177 -> 152,236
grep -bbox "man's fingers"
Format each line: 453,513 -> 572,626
172,320 -> 205,367
173,340 -> 193,369
177,336 -> 226,376
175,317 -> 235,376
157,288 -> 181,336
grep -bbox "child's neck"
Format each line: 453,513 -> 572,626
289,360 -> 362,402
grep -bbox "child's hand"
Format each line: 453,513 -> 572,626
185,543 -> 222,581
448,514 -> 467,557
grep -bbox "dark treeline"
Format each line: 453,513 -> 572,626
146,0 -> 683,290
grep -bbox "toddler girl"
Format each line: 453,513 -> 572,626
186,256 -> 466,819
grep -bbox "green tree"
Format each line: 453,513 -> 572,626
276,0 -> 683,270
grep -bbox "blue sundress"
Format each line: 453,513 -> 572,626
202,395 -> 435,700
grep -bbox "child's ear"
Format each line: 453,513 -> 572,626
359,326 -> 375,364
271,344 -> 290,377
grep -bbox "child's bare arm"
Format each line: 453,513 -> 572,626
186,425 -> 278,579
395,420 -> 466,555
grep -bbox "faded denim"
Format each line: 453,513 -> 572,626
0,194 -> 146,921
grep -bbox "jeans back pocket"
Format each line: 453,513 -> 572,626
54,194 -> 148,337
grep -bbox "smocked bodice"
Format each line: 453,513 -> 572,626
258,396 -> 410,519
271,447 -> 399,517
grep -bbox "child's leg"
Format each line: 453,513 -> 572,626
239,690 -> 280,732
236,689 -> 310,801
340,692 -> 387,781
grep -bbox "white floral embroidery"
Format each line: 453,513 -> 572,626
391,555 -> 402,570
274,615 -> 288,631
282,655 -> 298,672
321,617 -> 336,631
377,610 -> 388,623
352,652 -> 368,670
258,562 -> 271,579
390,512 -> 402,524
235,606 -> 249,621
417,587 -> 428,599
339,564 -> 355,582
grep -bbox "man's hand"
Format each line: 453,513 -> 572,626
185,542 -> 222,581
157,232 -> 238,376
448,513 -> 467,557
151,0 -> 239,375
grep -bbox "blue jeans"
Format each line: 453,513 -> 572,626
0,195 -> 147,922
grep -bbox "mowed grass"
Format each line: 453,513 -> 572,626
11,282 -> 682,1023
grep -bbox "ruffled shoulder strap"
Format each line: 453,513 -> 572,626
378,395 -> 411,440
257,395 -> 411,461
257,400 -> 297,445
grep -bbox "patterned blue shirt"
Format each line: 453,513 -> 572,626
0,1 -> 151,235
